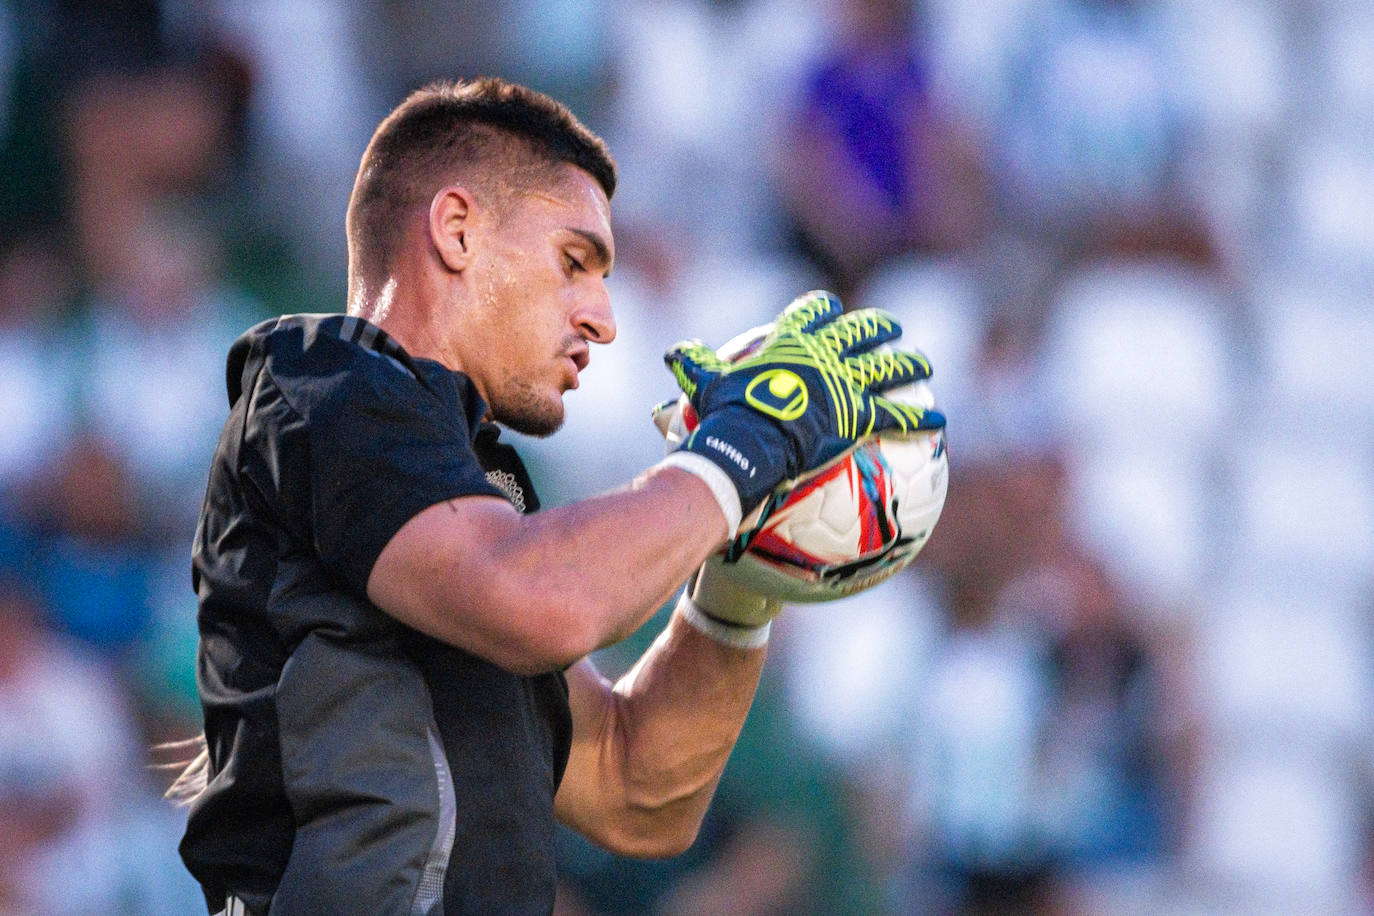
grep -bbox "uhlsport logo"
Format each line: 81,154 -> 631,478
745,369 -> 808,421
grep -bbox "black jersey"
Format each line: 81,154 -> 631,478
181,314 -> 572,916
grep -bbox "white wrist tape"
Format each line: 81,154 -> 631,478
656,451 -> 743,538
675,590 -> 771,650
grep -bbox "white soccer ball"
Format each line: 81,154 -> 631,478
661,327 -> 950,603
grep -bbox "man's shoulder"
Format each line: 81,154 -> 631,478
233,313 -> 401,366
226,314 -> 424,408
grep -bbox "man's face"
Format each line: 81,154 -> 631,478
461,164 -> 616,437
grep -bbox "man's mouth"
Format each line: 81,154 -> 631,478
563,351 -> 587,390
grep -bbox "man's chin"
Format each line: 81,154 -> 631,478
493,401 -> 565,438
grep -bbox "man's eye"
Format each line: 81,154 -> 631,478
565,254 -> 585,273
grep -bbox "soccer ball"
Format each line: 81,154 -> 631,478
659,328 -> 950,603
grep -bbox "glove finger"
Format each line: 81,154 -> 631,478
651,395 -> 697,450
773,290 -> 845,336
845,347 -> 933,392
816,308 -> 904,356
663,340 -> 727,401
650,397 -> 679,438
866,395 -> 947,434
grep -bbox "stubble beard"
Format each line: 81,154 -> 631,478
472,273 -> 576,438
490,375 -> 565,438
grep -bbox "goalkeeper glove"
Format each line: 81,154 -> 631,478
663,290 -> 945,514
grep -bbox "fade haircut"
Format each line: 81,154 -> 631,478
345,77 -> 616,293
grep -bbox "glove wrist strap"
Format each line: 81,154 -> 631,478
675,589 -> 771,649
678,408 -> 792,514
656,451 -> 743,538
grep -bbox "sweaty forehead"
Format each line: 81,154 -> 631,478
521,164 -> 609,219
516,166 -> 613,250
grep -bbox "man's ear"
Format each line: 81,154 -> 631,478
430,185 -> 476,272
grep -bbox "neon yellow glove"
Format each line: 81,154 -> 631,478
664,290 -> 943,514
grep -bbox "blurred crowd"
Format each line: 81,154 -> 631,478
1,0 -> 1371,913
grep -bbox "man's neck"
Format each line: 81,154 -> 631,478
351,279 -> 452,368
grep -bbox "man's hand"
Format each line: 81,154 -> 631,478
664,290 -> 944,513
689,558 -> 782,629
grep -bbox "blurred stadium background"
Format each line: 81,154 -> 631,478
1,0 -> 1371,913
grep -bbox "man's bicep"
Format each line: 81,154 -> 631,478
366,493 -> 525,651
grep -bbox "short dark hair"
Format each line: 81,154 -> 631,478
346,77 -> 616,289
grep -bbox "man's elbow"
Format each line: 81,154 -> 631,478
589,815 -> 703,860
638,824 -> 701,859
479,626 -> 588,677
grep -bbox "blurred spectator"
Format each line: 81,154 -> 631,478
0,577 -> 205,915
889,447 -> 1196,915
1007,553 -> 1194,906
24,434 -> 154,657
773,0 -> 987,299
73,202 -> 258,537
990,0 -> 1216,268
0,1 -> 251,259
59,53 -> 242,283
603,0 -> 820,260
0,232 -> 82,489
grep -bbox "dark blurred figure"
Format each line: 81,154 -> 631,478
1028,555 -> 1189,865
0,0 -> 251,235
0,231 -> 82,491
59,53 -> 243,285
901,446 -> 1197,916
21,1 -> 265,536
773,0 -> 987,301
0,0 -> 303,325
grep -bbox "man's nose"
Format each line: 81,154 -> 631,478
573,286 -> 616,344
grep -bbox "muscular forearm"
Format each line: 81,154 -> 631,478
557,610 -> 766,857
369,465 -> 729,673
494,466 -> 726,648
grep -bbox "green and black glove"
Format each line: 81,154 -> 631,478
663,290 -> 945,515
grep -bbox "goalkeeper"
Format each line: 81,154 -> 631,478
175,77 -> 943,916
